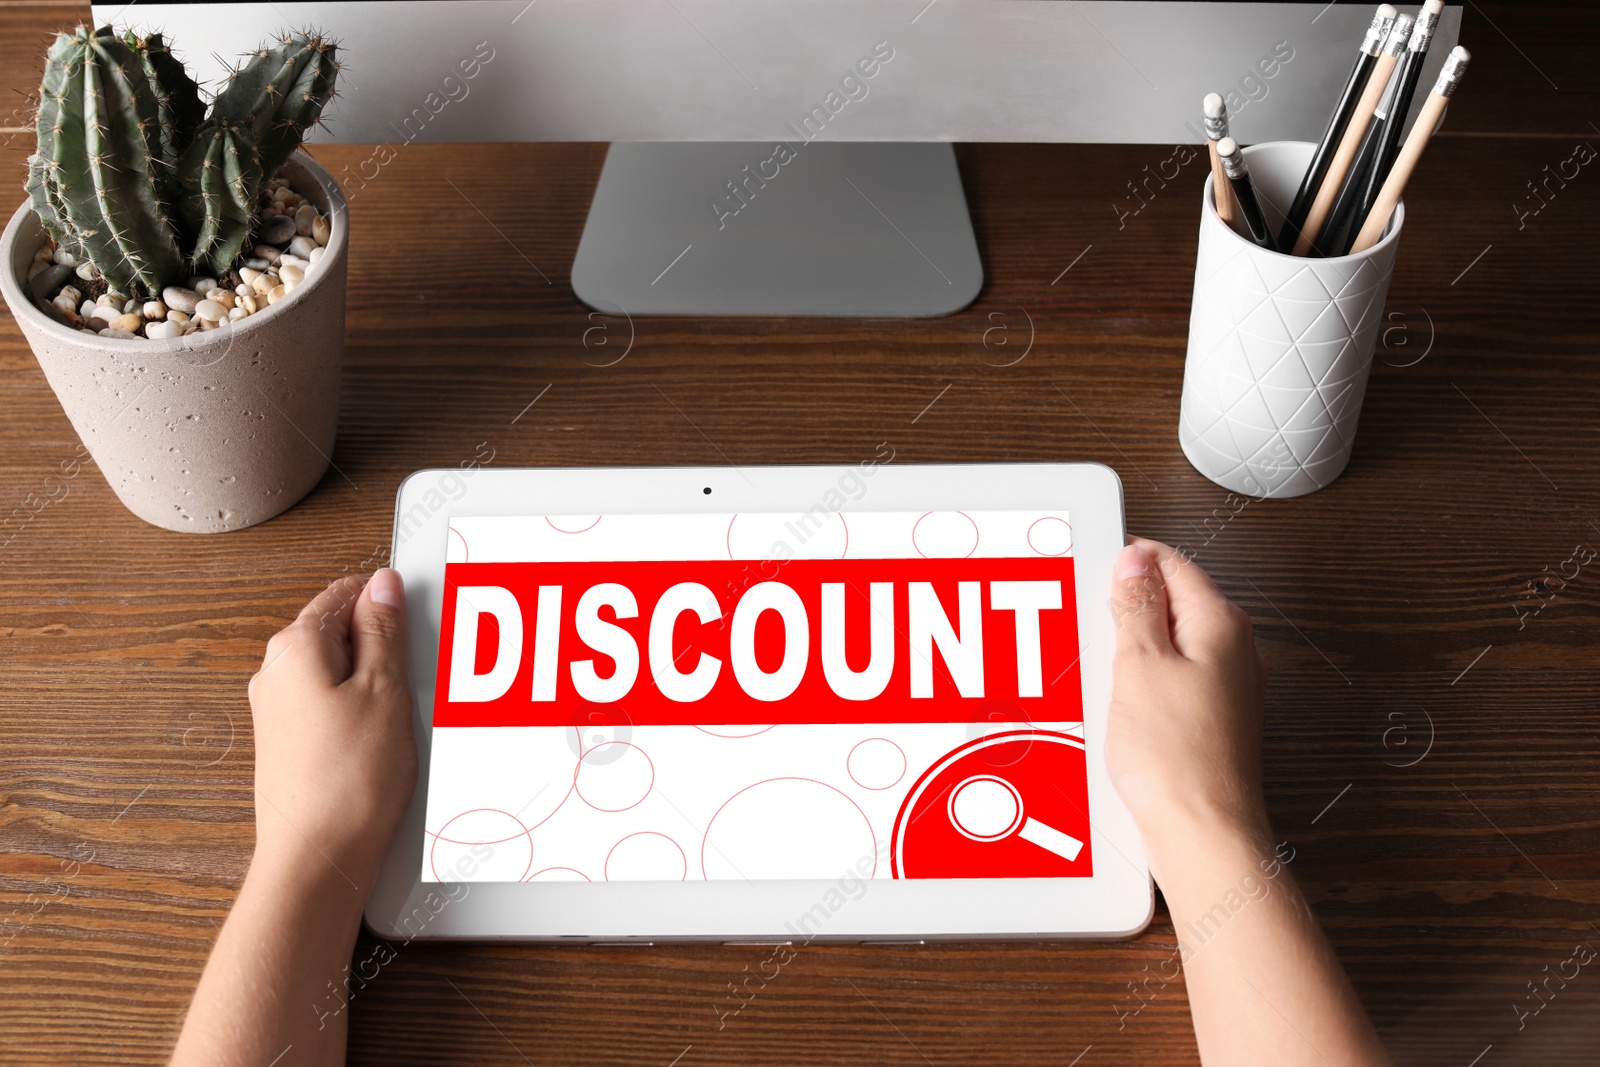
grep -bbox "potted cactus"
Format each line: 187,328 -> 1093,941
0,25 -> 349,533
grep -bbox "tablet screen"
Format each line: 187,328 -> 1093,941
423,510 -> 1092,884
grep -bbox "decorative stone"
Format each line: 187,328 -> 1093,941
294,204 -> 318,236
228,306 -> 248,322
110,313 -> 142,332
28,261 -> 73,300
240,293 -> 258,314
243,258 -> 271,271
240,267 -> 263,287
189,276 -> 217,294
253,244 -> 281,264
288,235 -> 317,259
143,300 -> 166,320
312,215 -> 330,246
308,246 -> 325,266
167,310 -> 190,325
267,284 -> 286,305
145,320 -> 179,339
89,304 -> 120,323
260,215 -> 296,244
163,286 -> 200,313
52,246 -> 75,266
75,261 -> 95,280
122,298 -> 140,315
279,262 -> 306,286
194,298 -> 226,322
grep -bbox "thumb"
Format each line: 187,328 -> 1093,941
350,568 -> 410,689
1110,545 -> 1173,656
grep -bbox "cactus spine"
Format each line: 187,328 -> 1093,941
24,25 -> 337,300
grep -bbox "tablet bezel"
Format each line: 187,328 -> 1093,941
367,462 -> 1150,941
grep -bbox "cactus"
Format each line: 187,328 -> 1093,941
212,32 -> 339,180
23,24 -> 337,301
180,122 -> 263,276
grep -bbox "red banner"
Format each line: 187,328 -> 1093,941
433,557 -> 1081,727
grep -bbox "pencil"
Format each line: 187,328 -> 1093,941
1349,46 -> 1471,254
1277,4 -> 1396,251
1348,0 -> 1445,249
1216,137 -> 1276,252
1291,12 -> 1412,256
1204,92 -> 1239,228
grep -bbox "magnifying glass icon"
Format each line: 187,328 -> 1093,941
946,774 -> 1084,862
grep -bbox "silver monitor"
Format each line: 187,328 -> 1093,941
97,2 -> 1461,316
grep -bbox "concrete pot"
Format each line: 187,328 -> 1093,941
1,151 -> 348,533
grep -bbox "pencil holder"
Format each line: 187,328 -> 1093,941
1178,140 -> 1403,498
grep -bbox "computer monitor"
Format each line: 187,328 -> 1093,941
99,2 -> 1461,317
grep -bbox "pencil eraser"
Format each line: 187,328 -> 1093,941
1376,3 -> 1397,19
1423,0 -> 1444,13
1203,92 -> 1225,118
1216,136 -> 1239,157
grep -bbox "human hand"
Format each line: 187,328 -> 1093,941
247,569 -> 418,888
1104,539 -> 1268,853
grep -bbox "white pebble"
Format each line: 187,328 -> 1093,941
194,298 -> 226,322
243,257 -> 271,270
53,247 -> 75,266
33,244 -> 54,263
89,305 -> 120,323
312,215 -> 331,246
75,261 -> 95,280
240,267 -> 263,286
288,235 -> 317,259
143,300 -> 166,320
267,285 -> 286,305
307,246 -> 325,266
122,297 -> 140,315
278,254 -> 309,270
250,274 -> 276,296
240,293 -> 258,314
59,285 -> 81,304
228,306 -> 248,322
52,295 -> 76,315
253,245 -> 281,264
78,299 -> 96,318
167,310 -> 190,325
189,276 -> 217,294
293,204 -> 317,237
278,263 -> 305,286
145,320 -> 179,339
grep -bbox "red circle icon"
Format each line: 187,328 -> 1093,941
891,730 -> 1093,879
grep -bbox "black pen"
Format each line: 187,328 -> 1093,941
1216,137 -> 1276,252
1277,3 -> 1396,251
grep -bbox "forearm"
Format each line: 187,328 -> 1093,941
170,844 -> 372,1067
1149,811 -> 1390,1067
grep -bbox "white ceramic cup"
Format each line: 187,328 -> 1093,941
1178,140 -> 1404,498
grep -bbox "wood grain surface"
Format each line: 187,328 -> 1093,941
2,3 -> 1598,1065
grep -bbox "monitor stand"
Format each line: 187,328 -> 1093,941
571,142 -> 983,318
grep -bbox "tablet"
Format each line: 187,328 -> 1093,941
367,463 -> 1151,941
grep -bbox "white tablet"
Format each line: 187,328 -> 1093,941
367,463 -> 1151,941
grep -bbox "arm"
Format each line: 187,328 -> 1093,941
170,570 -> 417,1067
1105,539 -> 1389,1067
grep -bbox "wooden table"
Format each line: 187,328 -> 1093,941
3,4 -> 1597,1064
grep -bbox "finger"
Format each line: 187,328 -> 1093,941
1130,537 -> 1244,659
349,568 -> 410,690
259,575 -> 365,683
1110,544 -> 1173,656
